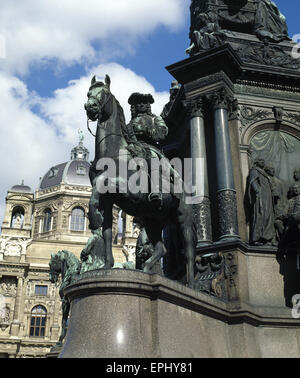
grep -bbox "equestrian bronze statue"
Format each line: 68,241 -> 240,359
84,75 -> 196,287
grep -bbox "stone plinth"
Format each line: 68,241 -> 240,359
46,347 -> 61,358
59,268 -> 300,358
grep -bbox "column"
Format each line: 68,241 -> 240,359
13,277 -> 23,321
184,97 -> 212,247
50,285 -> 61,342
212,88 -> 239,241
10,276 -> 23,336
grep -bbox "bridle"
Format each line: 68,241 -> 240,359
86,90 -> 113,137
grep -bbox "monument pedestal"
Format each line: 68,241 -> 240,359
46,346 -> 61,359
59,267 -> 300,358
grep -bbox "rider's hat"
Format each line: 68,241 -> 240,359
128,93 -> 154,105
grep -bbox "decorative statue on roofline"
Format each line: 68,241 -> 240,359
187,0 -> 290,56
186,10 -> 226,55
254,0 -> 289,43
161,80 -> 181,120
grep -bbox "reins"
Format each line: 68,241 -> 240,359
87,118 -> 96,137
86,92 -> 113,137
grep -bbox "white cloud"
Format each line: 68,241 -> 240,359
0,1 -> 183,228
0,64 -> 170,226
0,72 -> 68,182
0,71 -> 72,225
39,62 -> 169,142
0,0 -> 188,74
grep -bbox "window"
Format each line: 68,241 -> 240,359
29,306 -> 47,338
117,210 -> 123,243
35,285 -> 48,296
48,167 -> 59,178
43,209 -> 52,233
70,207 -> 85,231
76,163 -> 86,176
11,206 -> 25,229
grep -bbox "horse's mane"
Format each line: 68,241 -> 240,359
113,95 -> 136,145
52,250 -> 79,267
63,250 -> 80,266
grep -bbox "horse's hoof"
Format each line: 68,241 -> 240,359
143,264 -> 152,274
104,262 -> 114,270
187,281 -> 195,290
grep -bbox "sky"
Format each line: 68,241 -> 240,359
0,0 -> 299,227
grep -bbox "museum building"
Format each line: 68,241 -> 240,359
0,138 -> 137,358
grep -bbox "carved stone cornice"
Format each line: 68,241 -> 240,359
235,41 -> 300,70
239,106 -> 273,133
238,105 -> 300,134
0,262 -> 29,270
284,111 -> 300,125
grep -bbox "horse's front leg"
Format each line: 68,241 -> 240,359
57,298 -> 70,347
102,198 -> 114,269
88,182 -> 104,230
143,224 -> 166,275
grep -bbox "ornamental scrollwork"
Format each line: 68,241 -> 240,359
239,106 -> 272,133
193,198 -> 212,244
194,251 -> 238,301
217,190 -> 239,239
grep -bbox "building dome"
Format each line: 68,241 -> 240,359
10,181 -> 32,193
39,134 -> 91,190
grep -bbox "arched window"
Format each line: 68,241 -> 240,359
70,207 -> 85,231
29,305 -> 47,337
118,211 -> 124,234
11,206 -> 25,229
43,208 -> 52,233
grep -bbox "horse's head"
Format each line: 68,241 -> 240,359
85,75 -> 111,122
49,251 -> 63,283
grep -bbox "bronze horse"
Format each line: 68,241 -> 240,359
84,75 -> 196,287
